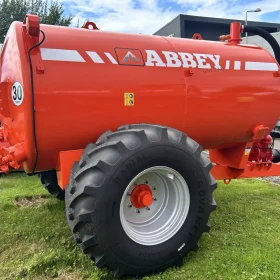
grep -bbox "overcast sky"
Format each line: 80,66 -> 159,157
59,0 -> 280,34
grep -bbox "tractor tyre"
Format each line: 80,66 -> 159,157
65,124 -> 217,278
39,171 -> 65,200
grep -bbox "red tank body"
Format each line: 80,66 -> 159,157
0,16 -> 279,173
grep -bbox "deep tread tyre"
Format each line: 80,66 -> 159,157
39,171 -> 65,200
65,124 -> 217,278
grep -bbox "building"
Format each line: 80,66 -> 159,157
154,14 -> 280,41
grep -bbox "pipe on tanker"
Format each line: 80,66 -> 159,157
243,25 -> 280,65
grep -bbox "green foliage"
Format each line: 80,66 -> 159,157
40,0 -> 72,26
0,174 -> 280,279
0,0 -> 72,42
0,0 -> 29,42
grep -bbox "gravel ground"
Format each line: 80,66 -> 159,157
259,139 -> 280,185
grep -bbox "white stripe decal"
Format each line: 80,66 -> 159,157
234,61 -> 241,70
40,48 -> 85,62
86,51 -> 105,63
245,62 -> 278,71
104,52 -> 118,64
225,60 -> 230,69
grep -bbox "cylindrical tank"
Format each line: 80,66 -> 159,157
0,16 -> 279,173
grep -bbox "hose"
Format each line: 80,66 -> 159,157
243,25 -> 280,65
28,30 -> 46,174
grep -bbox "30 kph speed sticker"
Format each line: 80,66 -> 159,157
11,82 -> 24,106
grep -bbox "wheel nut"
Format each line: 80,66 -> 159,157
127,192 -> 131,196
128,204 -> 132,208
146,207 -> 150,210
144,180 -> 148,184
136,209 -> 140,213
153,187 -> 156,190
153,197 -> 157,201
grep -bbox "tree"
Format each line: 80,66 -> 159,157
0,0 -> 29,42
0,0 -> 72,42
40,0 -> 72,26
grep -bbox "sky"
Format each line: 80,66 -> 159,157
59,0 -> 280,34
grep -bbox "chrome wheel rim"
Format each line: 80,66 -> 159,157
120,166 -> 190,246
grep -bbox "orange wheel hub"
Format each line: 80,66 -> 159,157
130,184 -> 153,208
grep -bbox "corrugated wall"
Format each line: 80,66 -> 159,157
154,16 -> 181,37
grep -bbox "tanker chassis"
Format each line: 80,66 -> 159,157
0,15 -> 280,278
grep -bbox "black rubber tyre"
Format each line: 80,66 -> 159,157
40,171 -> 65,200
65,124 -> 217,278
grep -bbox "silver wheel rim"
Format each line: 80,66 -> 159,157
120,166 -> 190,246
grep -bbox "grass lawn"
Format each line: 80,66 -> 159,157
0,173 -> 280,280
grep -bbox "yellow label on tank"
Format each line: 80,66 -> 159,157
124,93 -> 134,106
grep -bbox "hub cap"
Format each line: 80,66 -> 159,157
130,184 -> 153,208
120,166 -> 190,246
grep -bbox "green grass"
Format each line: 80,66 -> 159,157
0,174 -> 280,280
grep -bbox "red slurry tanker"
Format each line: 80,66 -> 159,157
0,14 -> 280,278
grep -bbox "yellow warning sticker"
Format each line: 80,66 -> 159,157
124,93 -> 134,106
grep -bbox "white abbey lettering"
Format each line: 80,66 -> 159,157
206,54 -> 222,69
145,50 -> 166,67
162,51 -> 182,67
193,54 -> 211,69
178,52 -> 197,68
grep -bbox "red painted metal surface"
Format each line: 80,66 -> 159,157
192,33 -> 203,40
209,143 -> 249,169
82,22 -> 99,30
228,22 -> 242,44
23,14 -> 40,37
57,149 -> 83,189
0,15 -> 280,184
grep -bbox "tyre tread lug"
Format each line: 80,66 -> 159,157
96,130 -> 113,146
79,143 -> 96,167
179,133 -> 187,146
211,197 -> 217,212
204,221 -> 211,232
190,243 -> 199,252
81,236 -> 97,250
95,255 -> 107,268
